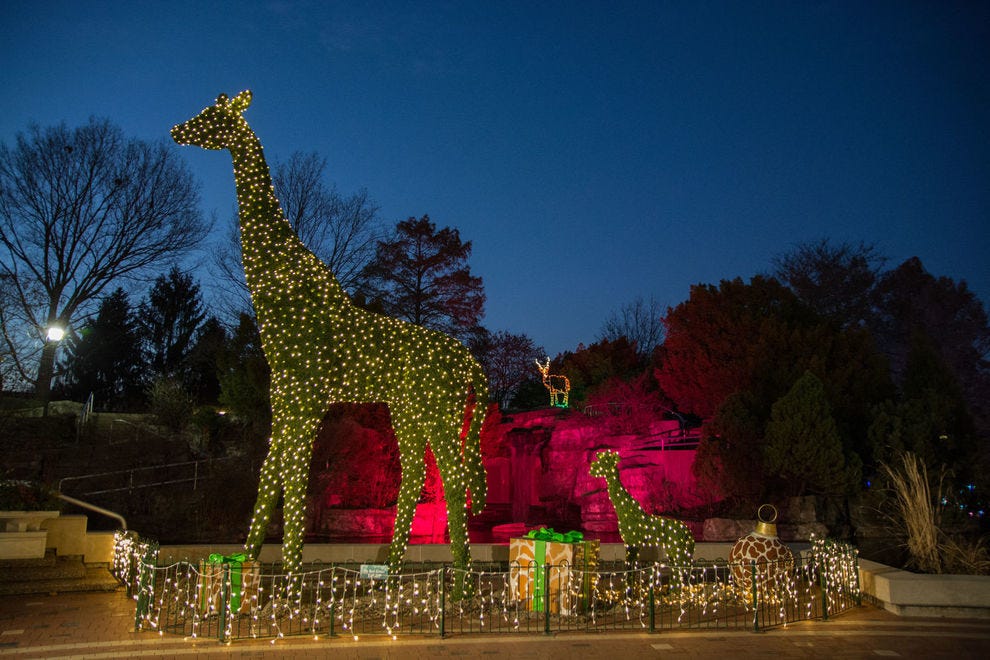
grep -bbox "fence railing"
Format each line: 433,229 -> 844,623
59,457 -> 236,497
113,536 -> 860,644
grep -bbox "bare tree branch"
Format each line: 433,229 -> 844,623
0,118 -> 208,399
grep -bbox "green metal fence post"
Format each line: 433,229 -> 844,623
132,552 -> 153,632
439,566 -> 446,638
820,556 -> 829,621
219,562 -> 230,643
543,563 -> 551,635
750,560 -> 759,633
328,563 -> 336,638
649,580 -> 656,633
853,549 -> 862,607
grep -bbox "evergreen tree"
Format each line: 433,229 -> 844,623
184,317 -> 227,405
763,371 -> 854,498
693,391 -> 767,506
218,312 -> 271,435
872,257 -> 990,437
61,288 -> 145,411
868,330 -> 976,476
138,266 -> 207,382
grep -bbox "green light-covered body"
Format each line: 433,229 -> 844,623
589,450 -> 694,567
172,92 -> 488,581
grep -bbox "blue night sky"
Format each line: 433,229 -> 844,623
2,1 -> 988,356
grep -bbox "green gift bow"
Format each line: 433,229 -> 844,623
525,527 -> 584,543
207,552 -> 249,612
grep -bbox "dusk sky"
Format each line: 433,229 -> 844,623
2,1 -> 988,356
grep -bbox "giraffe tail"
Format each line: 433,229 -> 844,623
463,361 -> 489,513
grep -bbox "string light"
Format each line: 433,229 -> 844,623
171,91 -> 489,590
118,532 -> 859,643
589,450 -> 695,571
535,357 -> 570,408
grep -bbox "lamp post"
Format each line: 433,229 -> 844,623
40,325 -> 65,417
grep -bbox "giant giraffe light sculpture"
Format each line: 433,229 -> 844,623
171,91 -> 488,584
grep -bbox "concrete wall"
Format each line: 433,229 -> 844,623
859,558 -> 990,619
40,514 -> 116,564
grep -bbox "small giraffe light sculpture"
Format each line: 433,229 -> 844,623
172,92 -> 488,585
589,450 -> 694,568
535,357 -> 570,408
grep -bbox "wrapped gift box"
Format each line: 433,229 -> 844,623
197,554 -> 260,616
509,529 -> 599,614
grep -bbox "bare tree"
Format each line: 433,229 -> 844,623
211,151 -> 381,317
0,118 -> 207,405
469,328 -> 544,410
772,238 -> 885,327
599,296 -> 666,357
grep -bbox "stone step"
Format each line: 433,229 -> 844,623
0,555 -> 88,582
0,566 -> 121,596
0,548 -> 58,569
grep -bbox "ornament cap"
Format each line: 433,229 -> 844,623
755,503 -> 779,537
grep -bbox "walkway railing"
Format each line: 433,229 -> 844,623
113,536 -> 860,643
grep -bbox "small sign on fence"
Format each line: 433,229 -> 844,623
359,564 -> 389,580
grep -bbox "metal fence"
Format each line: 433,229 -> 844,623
115,538 -> 860,643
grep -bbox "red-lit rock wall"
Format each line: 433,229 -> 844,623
308,406 -> 705,543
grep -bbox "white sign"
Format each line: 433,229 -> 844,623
359,564 -> 389,580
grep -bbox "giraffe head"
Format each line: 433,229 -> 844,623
171,91 -> 253,150
589,449 -> 620,478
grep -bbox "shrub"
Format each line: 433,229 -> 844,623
148,378 -> 193,433
0,480 -> 60,511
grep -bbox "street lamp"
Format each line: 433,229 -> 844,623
41,325 -> 65,416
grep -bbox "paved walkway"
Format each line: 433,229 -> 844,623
1,589 -> 988,659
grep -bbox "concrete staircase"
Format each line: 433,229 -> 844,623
0,550 -> 120,596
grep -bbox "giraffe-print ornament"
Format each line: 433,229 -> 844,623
729,504 -> 794,594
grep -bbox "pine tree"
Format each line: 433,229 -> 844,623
137,266 -> 207,382
763,371 -> 853,498
61,288 -> 145,411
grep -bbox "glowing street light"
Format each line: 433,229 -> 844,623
41,324 -> 65,416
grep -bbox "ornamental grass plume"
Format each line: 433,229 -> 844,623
881,451 -> 945,574
942,535 -> 990,576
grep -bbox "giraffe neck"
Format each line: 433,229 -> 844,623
606,470 -> 641,519
227,126 -> 347,305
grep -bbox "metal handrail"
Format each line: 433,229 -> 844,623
57,492 -> 127,530
58,457 -> 234,494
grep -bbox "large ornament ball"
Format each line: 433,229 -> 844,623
729,504 -> 795,594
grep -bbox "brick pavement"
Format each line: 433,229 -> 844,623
1,589 -> 989,659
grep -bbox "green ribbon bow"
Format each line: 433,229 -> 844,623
208,552 -> 247,564
525,527 -> 584,543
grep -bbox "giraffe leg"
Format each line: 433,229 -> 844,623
388,418 -> 426,572
244,438 -> 282,560
432,426 -> 474,600
281,431 -> 317,576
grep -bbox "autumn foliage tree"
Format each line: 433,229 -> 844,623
360,215 -> 485,340
656,276 -> 814,419
662,276 -> 891,506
